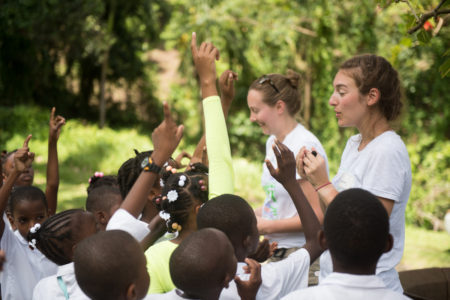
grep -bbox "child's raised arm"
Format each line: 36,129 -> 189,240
46,107 -> 65,216
0,135 -> 34,240
191,32 -> 234,198
120,102 -> 184,218
265,140 -> 322,263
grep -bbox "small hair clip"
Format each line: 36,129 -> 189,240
29,238 -> 37,250
159,211 -> 171,221
171,222 -> 182,232
160,178 -> 165,188
30,223 -> 41,234
167,190 -> 178,203
178,175 -> 186,187
155,196 -> 161,204
89,171 -> 104,183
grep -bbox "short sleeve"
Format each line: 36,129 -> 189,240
106,209 -> 150,241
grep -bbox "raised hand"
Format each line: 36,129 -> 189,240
151,102 -> 184,166
219,70 -> 238,117
235,258 -> 262,300
14,135 -> 35,173
190,32 -> 219,98
49,107 -> 66,141
265,140 -> 297,186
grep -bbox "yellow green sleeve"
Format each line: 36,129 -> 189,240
202,95 -> 234,199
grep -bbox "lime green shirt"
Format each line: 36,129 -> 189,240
202,95 -> 234,198
146,240 -> 178,294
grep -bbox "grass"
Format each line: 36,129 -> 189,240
5,119 -> 450,270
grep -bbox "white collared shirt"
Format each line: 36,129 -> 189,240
282,272 -> 411,299
106,208 -> 150,241
0,225 -> 58,300
32,262 -> 89,300
145,289 -> 200,300
220,248 -> 310,300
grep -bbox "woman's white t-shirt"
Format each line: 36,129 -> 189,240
319,131 -> 412,293
261,124 -> 329,248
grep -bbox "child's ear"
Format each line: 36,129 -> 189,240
6,213 -> 16,230
222,271 -> 235,289
383,234 -> 394,253
95,211 -> 108,226
318,229 -> 328,250
126,283 -> 137,300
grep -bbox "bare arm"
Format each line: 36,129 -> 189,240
266,140 -> 322,262
120,102 -> 184,217
46,107 -> 65,215
140,215 -> 166,251
0,135 -> 34,240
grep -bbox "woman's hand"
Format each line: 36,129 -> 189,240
296,147 -> 329,189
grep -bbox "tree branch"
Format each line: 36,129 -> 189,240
407,0 -> 450,34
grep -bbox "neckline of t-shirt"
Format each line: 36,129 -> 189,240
354,130 -> 396,153
271,123 -> 302,144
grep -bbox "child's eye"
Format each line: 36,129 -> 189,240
36,216 -> 45,221
18,218 -> 27,224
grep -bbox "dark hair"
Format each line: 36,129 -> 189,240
1,150 -> 17,169
196,194 -> 255,248
74,230 -> 146,300
86,185 -> 122,214
156,163 -> 209,233
8,186 -> 48,214
87,174 -> 119,194
170,228 -> 234,297
249,70 -> 302,116
117,149 -> 154,199
324,188 -> 389,268
27,209 -> 84,265
339,54 -> 403,121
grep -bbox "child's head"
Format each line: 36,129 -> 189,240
338,54 -> 402,122
322,188 -> 392,273
27,209 -> 98,265
7,186 -> 49,238
170,228 -> 237,299
87,173 -> 119,194
74,230 -> 149,300
2,150 -> 34,186
86,184 -> 122,231
156,163 -> 208,234
196,194 -> 259,261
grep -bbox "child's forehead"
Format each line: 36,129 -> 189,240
13,199 -> 47,215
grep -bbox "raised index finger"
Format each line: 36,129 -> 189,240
190,32 -> 198,57
162,101 -> 173,123
50,107 -> 55,121
23,134 -> 32,148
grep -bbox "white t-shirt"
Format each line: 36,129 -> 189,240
261,124 -> 328,248
106,208 -> 150,242
0,225 -> 58,300
320,131 -> 412,293
220,248 -> 310,300
282,272 -> 411,300
145,289 -> 199,300
32,262 -> 89,300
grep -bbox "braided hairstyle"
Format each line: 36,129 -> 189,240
117,150 -> 153,199
27,209 -> 97,266
156,163 -> 209,234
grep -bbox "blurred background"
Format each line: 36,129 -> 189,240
0,0 -> 449,270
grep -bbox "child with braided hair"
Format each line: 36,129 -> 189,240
145,163 -> 209,294
28,209 -> 97,299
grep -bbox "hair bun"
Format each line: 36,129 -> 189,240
286,69 -> 301,89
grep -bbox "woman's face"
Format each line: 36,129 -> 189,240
247,89 -> 279,135
329,70 -> 369,128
